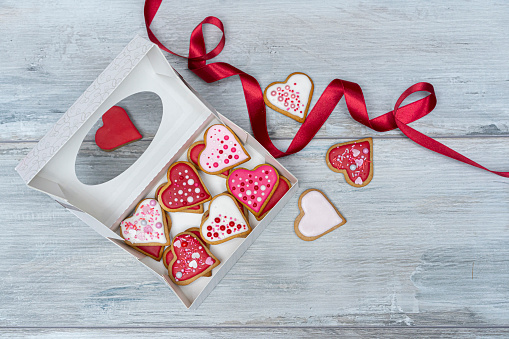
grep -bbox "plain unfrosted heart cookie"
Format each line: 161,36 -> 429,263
120,198 -> 171,247
226,164 -> 280,216
163,228 -> 210,277
294,189 -> 346,241
168,232 -> 220,285
264,72 -> 314,123
200,193 -> 251,245
198,124 -> 250,175
326,138 -> 373,187
188,141 -> 230,178
158,162 -> 211,212
95,106 -> 142,151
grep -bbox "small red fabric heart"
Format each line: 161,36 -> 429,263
95,106 -> 142,151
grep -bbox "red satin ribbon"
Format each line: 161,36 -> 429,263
145,1 -> 509,178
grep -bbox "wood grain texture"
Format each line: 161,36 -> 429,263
2,0 -> 509,335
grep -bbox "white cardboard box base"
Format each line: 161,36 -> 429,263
16,36 -> 298,309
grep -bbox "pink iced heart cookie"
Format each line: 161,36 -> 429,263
168,232 -> 220,286
120,198 -> 171,247
200,193 -> 251,245
264,72 -> 314,123
227,164 -> 280,216
294,189 -> 346,241
326,138 -> 373,187
198,124 -> 251,175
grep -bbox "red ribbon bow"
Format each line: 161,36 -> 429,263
145,0 -> 508,178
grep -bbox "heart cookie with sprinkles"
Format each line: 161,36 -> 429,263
187,141 -> 230,178
120,198 -> 170,247
198,124 -> 251,175
200,193 -> 251,245
264,72 -> 314,123
294,189 -> 346,241
168,232 -> 220,285
326,138 -> 373,187
156,183 -> 203,214
226,164 -> 280,216
158,161 -> 211,212
163,228 -> 210,277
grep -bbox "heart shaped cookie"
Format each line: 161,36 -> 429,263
134,245 -> 165,261
326,138 -> 373,187
294,189 -> 346,241
158,162 -> 211,212
198,124 -> 250,175
163,228 -> 210,276
187,141 -> 230,178
255,176 -> 291,221
200,193 -> 251,245
120,198 -> 170,246
155,183 -> 203,214
226,164 -> 280,216
168,232 -> 220,285
264,72 -> 314,123
95,106 -> 142,151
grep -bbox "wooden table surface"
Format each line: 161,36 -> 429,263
2,0 -> 509,337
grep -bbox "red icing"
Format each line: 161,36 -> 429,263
95,106 -> 142,151
171,233 -> 216,282
156,183 -> 201,211
165,229 -> 204,264
189,142 -> 229,177
258,177 -> 290,218
159,162 -> 210,210
136,245 -> 163,259
227,165 -> 278,213
328,140 -> 372,185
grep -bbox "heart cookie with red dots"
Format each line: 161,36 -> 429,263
200,193 -> 251,245
326,138 -> 373,187
120,198 -> 170,247
168,232 -> 220,285
226,164 -> 280,217
264,72 -> 314,123
187,141 -> 230,178
198,124 -> 251,175
95,106 -> 142,151
158,161 -> 211,212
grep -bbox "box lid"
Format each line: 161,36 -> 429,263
16,36 -> 216,227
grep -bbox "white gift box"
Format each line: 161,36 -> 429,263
16,36 -> 298,309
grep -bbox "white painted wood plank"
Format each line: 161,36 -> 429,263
1,0 -> 508,141
2,137 -> 509,326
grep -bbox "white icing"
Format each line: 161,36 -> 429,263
120,199 -> 167,244
298,191 -> 343,237
266,73 -> 313,119
201,195 -> 249,242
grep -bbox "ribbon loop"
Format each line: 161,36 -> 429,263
144,0 -> 509,178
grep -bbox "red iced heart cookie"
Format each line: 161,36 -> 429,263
198,124 -> 251,175
120,198 -> 170,246
163,228 -> 210,273
255,176 -> 291,221
226,164 -> 280,216
264,72 -> 314,123
326,138 -> 373,187
155,183 -> 203,214
158,162 -> 211,212
187,141 -> 229,178
168,232 -> 220,285
95,106 -> 142,151
200,193 -> 251,245
135,245 -> 165,261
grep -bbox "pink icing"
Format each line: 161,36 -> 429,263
199,125 -> 249,173
227,165 -> 278,213
298,190 -> 344,237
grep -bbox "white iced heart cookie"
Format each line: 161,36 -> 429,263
294,189 -> 346,241
200,193 -> 251,245
120,198 -> 170,246
264,72 -> 314,123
